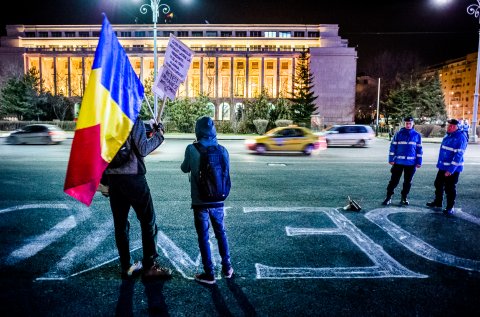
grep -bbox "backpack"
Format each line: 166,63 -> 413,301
108,138 -> 132,168
193,142 -> 231,202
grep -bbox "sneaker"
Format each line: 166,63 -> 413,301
126,261 -> 143,277
442,208 -> 455,216
194,273 -> 216,285
400,198 -> 409,206
381,197 -> 392,206
223,267 -> 234,279
143,263 -> 172,279
426,201 -> 442,208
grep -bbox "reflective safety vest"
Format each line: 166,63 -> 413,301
388,128 -> 423,166
437,129 -> 468,173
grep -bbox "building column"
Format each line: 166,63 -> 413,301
67,57 -> 72,97
261,57 -> 265,92
246,55 -> 249,98
81,56 -> 86,96
276,57 -> 280,98
53,57 -> 57,96
215,56 -> 219,100
200,56 -> 204,95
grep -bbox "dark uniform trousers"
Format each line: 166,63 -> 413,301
386,164 -> 417,198
433,170 -> 460,210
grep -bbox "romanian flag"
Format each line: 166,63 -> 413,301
64,14 -> 144,206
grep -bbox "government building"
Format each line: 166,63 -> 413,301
0,23 -> 357,125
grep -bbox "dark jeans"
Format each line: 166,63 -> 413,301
386,164 -> 417,198
433,170 -> 460,209
108,174 -> 159,272
194,207 -> 231,276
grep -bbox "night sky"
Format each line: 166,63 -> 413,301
0,0 -> 479,71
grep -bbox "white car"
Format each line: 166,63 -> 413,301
321,124 -> 375,147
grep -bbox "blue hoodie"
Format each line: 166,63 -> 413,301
180,116 -> 230,208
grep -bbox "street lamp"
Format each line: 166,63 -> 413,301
467,1 -> 480,143
138,0 -> 171,118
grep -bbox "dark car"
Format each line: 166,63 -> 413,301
6,124 -> 67,145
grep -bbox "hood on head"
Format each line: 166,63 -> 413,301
195,116 -> 217,140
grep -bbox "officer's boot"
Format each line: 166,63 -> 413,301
382,195 -> 392,206
401,195 -> 409,206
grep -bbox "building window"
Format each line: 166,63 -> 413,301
266,62 -> 274,70
51,32 -> 62,37
237,62 -> 244,70
219,45 -> 231,51
207,62 -> 215,69
206,31 -> 218,37
264,45 -> 276,51
64,32 -> 75,37
193,61 -> 200,69
294,31 -> 305,37
221,62 -> 230,70
120,31 -> 132,37
79,31 -> 89,37
279,31 -> 291,38
236,31 -> 247,37
192,31 -> 203,37
234,45 -> 246,51
308,31 -> 320,37
250,31 -> 262,37
252,62 -> 259,70
221,31 -> 232,37
177,31 -> 189,37
25,32 -> 36,38
135,31 -> 146,37
281,62 -> 289,70
264,31 -> 276,37
163,31 -> 174,37
250,45 -> 261,51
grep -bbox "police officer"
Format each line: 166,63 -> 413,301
382,116 -> 423,206
426,118 -> 468,216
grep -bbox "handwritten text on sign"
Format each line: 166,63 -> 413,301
164,35 -> 193,82
153,66 -> 181,100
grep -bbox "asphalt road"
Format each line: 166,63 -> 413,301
0,137 -> 479,316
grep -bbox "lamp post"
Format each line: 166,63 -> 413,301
139,0 -> 171,118
467,1 -> 480,143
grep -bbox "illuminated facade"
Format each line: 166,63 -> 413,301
0,23 -> 357,124
429,52 -> 479,124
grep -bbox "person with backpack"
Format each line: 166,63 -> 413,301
180,116 -> 233,284
104,118 -> 172,279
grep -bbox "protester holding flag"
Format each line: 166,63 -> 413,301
105,117 -> 170,279
64,14 -> 170,279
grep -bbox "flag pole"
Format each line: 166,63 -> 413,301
157,96 -> 168,123
144,97 -> 158,124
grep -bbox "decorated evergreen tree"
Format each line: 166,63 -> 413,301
289,51 -> 317,126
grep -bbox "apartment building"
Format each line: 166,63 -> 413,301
428,52 -> 479,125
0,23 -> 357,124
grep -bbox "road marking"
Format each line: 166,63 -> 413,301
37,220 -> 113,280
365,207 -> 480,272
245,206 -> 426,279
157,229 -> 222,280
0,203 -> 69,214
5,216 -> 77,266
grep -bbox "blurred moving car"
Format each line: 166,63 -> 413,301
245,126 -> 327,155
320,124 -> 375,147
5,124 -> 67,145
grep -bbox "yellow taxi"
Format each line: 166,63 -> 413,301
245,125 -> 327,155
